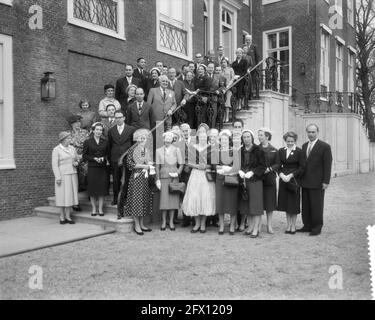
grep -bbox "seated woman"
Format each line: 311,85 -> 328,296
52,132 -> 80,225
83,122 -> 109,217
155,131 -> 184,231
182,124 -> 216,233
277,131 -> 305,234
77,99 -> 99,131
123,128 -> 154,235
238,129 -> 266,238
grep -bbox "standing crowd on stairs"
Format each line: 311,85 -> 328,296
51,38 -> 332,238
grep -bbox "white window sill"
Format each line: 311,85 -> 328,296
320,97 -> 329,102
0,0 -> 12,6
157,46 -> 192,61
0,160 -> 16,170
68,18 -> 126,41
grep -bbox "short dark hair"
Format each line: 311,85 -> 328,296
283,131 -> 298,142
137,57 -> 145,63
78,99 -> 91,109
115,110 -> 125,117
264,131 -> 272,141
124,63 -> 134,69
92,122 -> 104,131
106,104 -> 116,111
233,118 -> 244,127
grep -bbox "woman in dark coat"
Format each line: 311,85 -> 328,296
214,129 -> 239,235
145,67 -> 161,98
82,122 -> 109,216
258,128 -> 280,234
231,48 -> 248,110
182,71 -> 197,129
238,129 -> 266,238
277,131 -> 306,234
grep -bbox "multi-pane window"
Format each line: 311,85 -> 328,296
347,0 -> 354,26
336,42 -> 344,92
348,50 -> 356,93
264,28 -> 291,94
320,29 -> 330,95
67,0 -> 125,40
157,0 -> 192,59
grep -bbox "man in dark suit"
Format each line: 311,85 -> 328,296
115,64 -> 142,111
108,110 -> 136,210
245,35 -> 260,100
299,124 -> 333,236
167,67 -> 187,124
133,57 -> 149,91
126,88 -> 155,130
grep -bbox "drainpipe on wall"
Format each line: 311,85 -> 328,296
250,0 -> 253,35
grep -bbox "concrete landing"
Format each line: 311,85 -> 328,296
0,216 -> 116,259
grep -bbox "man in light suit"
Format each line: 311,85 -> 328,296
147,74 -> 177,135
126,88 -> 155,130
108,110 -> 136,210
167,67 -> 187,124
115,64 -> 142,111
299,124 -> 333,236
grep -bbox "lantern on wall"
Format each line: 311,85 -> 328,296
41,72 -> 56,101
299,63 -> 306,76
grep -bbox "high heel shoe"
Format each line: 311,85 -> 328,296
229,230 -> 235,236
134,227 -> 144,236
60,219 -> 67,225
98,212 -> 104,217
91,212 -> 97,217
65,219 -> 75,225
191,228 -> 200,233
218,230 -> 224,235
160,226 -> 166,231
250,231 -> 259,238
141,227 -> 152,232
169,226 -> 176,231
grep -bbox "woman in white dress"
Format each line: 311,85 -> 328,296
182,124 -> 216,233
52,131 -> 80,225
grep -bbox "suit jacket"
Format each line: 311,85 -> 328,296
115,76 -> 142,109
133,68 -> 149,90
232,58 -> 248,76
247,44 -> 259,68
278,147 -> 305,179
208,74 -> 227,91
147,87 -> 177,121
82,137 -> 109,167
101,117 -> 117,137
300,140 -> 333,189
52,145 -> 78,179
126,101 -> 155,130
107,124 -> 136,163
168,79 -> 185,105
194,75 -> 211,96
145,78 -> 160,97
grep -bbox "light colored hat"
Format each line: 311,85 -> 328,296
58,131 -> 71,142
197,123 -> 209,132
242,129 -> 254,137
180,123 -> 191,130
258,127 -> 273,135
150,67 -> 161,76
219,129 -> 232,137
162,131 -> 175,140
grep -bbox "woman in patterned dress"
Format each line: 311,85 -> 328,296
124,129 -> 154,235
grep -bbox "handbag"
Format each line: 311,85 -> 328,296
240,180 -> 249,201
223,175 -> 239,187
148,174 -> 159,193
205,169 -> 216,182
168,182 -> 186,194
285,177 -> 299,194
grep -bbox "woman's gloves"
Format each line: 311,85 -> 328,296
156,180 -> 161,190
239,170 -> 254,179
169,172 -> 179,178
280,173 -> 293,183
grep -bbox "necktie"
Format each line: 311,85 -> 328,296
138,103 -> 142,115
307,143 -> 312,157
163,89 -> 166,101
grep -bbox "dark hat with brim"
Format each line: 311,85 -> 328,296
104,84 -> 115,91
66,114 -> 82,125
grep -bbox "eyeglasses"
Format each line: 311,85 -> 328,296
115,116 -> 124,119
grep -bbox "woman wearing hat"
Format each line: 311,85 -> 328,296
220,58 -> 235,122
83,122 -> 109,217
122,84 -> 138,116
258,128 -> 280,234
194,65 -> 211,127
98,84 -> 121,118
182,124 -> 216,233
67,114 -> 89,211
238,129 -> 266,238
145,67 -> 161,98
155,131 -> 184,231
123,128 -> 154,235
215,129 -> 239,235
52,132 -> 79,224
231,48 -> 248,111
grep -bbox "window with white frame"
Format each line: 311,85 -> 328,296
348,50 -> 355,93
262,0 -> 282,4
347,0 -> 354,26
320,29 -> 330,96
263,27 -> 292,94
220,5 -> 238,62
336,41 -> 344,92
0,33 -> 15,170
334,0 -> 343,16
67,0 -> 125,40
156,0 -> 192,60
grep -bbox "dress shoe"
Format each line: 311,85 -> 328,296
60,219 -> 67,225
309,231 -> 321,236
290,230 -> 296,235
117,215 -> 122,220
285,230 -> 291,234
65,219 -> 75,225
160,226 -> 166,231
98,213 -> 104,217
72,205 -> 82,212
250,232 -> 259,238
111,200 -> 117,206
218,230 -> 224,235
229,231 -> 235,236
134,227 -> 144,236
141,227 -> 152,232
191,228 -> 200,233
169,226 -> 176,231
200,229 -> 206,234
296,227 -> 311,233
91,213 -> 97,217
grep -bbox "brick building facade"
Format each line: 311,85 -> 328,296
0,0 -> 251,219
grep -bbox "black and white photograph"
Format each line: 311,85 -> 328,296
0,0 -> 374,303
